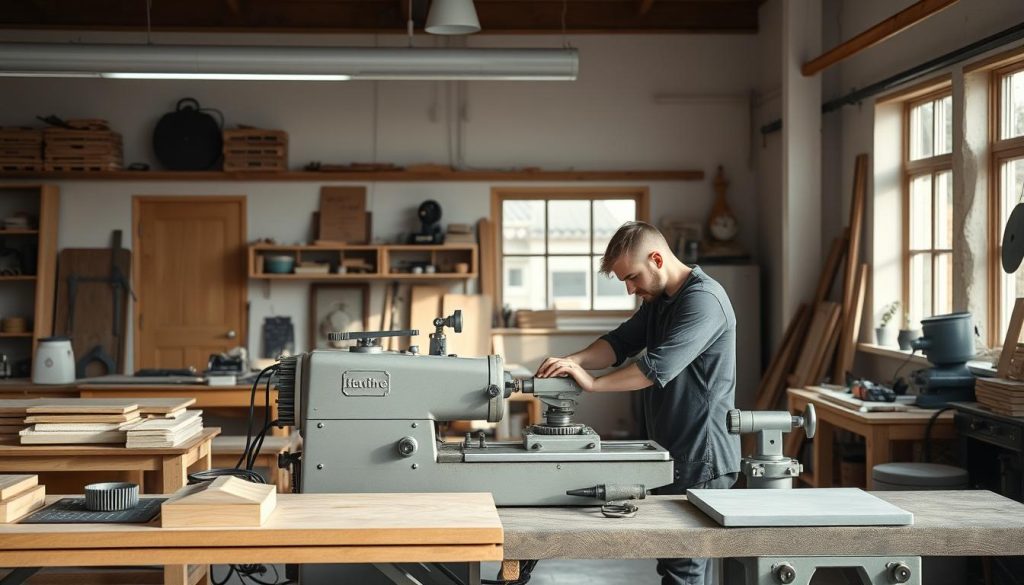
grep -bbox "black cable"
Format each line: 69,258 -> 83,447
238,364 -> 279,469
188,467 -> 266,485
924,406 -> 955,463
889,348 -> 920,387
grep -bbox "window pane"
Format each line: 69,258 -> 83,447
909,174 -> 933,250
934,170 -> 952,249
502,200 -> 545,254
1002,69 -> 1024,140
593,256 -> 635,310
503,256 -> 546,310
935,95 -> 952,156
910,100 -> 934,160
1000,157 -> 1024,336
592,199 -> 637,254
548,256 -> 591,310
547,200 -> 591,254
910,253 -> 933,322
935,252 -> 952,315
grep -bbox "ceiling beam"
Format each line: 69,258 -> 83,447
0,0 -> 759,34
802,0 -> 958,76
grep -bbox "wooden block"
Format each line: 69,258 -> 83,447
501,560 -> 520,581
0,475 -> 37,500
132,398 -> 196,415
0,484 -> 46,523
443,294 -> 494,357
161,476 -> 276,527
19,428 -> 126,445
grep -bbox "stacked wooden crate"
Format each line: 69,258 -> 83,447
43,120 -> 123,171
0,128 -> 43,171
222,128 -> 288,172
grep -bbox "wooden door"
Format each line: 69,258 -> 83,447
133,197 -> 247,370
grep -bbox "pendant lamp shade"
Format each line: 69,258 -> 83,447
425,0 -> 481,35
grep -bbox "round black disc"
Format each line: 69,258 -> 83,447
1002,203 -> 1024,273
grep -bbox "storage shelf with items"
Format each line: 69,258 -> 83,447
0,185 -> 58,380
248,243 -> 477,281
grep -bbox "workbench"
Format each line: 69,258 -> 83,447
0,492 -> 503,585
0,427 -> 218,494
787,387 -> 956,488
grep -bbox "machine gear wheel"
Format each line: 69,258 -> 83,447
529,423 -> 585,435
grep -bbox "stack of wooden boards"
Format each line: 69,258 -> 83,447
0,398 -> 201,447
222,128 -> 288,172
976,317 -> 1024,416
43,120 -> 123,172
755,154 -> 871,418
0,475 -> 45,523
0,127 -> 43,171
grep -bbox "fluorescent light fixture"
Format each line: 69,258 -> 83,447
426,0 -> 481,35
0,43 -> 578,81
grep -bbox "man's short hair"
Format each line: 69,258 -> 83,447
599,221 -> 664,275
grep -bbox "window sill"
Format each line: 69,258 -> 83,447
856,342 -> 996,376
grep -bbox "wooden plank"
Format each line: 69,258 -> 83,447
0,169 -> 705,182
842,155 -> 869,317
833,263 -> 869,383
24,412 -> 140,424
26,400 -> 139,414
813,320 -> 843,386
814,233 -> 848,305
442,294 -> 494,357
408,286 -> 446,352
756,304 -> 811,411
789,303 -> 841,388
997,298 -> 1024,377
802,0 -> 959,76
0,484 -> 45,523
0,475 -> 37,501
133,398 -> 196,415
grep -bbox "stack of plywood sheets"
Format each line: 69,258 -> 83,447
0,475 -> 45,523
0,402 -> 30,441
124,410 -> 204,448
975,378 -> 1024,417
0,127 -> 43,171
18,399 -> 140,445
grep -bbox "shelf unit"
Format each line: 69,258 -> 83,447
0,169 -> 704,182
248,243 -> 478,281
0,184 -> 59,376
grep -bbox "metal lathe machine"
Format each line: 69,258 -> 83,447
274,312 -> 673,506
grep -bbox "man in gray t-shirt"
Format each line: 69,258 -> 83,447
537,221 -> 739,585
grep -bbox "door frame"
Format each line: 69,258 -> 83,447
131,195 -> 248,370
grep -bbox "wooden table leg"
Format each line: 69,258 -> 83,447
162,454 -> 188,494
164,565 -> 187,585
865,427 -> 892,489
812,419 -> 836,487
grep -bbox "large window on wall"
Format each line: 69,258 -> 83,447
494,188 -> 649,311
994,61 -> 1024,340
903,90 -> 954,327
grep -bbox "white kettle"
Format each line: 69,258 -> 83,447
32,337 -> 76,384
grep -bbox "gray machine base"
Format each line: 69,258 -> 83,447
725,556 -> 921,585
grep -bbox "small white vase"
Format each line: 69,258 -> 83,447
875,326 -> 897,347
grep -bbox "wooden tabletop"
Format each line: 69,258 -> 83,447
0,427 -> 219,455
0,492 -> 503,566
790,388 -> 956,424
499,490 -> 1024,559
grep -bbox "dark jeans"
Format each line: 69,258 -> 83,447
654,472 -> 738,585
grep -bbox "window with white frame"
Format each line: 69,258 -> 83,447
904,90 -> 954,326
496,189 -> 647,311
994,61 -> 1024,340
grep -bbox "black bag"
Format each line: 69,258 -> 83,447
152,98 -> 223,170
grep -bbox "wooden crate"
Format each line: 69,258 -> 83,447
43,125 -> 123,172
223,128 -> 288,146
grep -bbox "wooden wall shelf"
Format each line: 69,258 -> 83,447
249,243 -> 478,281
0,169 -> 705,182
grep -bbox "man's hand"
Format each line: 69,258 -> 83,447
539,359 -> 596,392
535,355 -> 580,378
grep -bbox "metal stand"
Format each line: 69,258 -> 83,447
374,562 -> 481,585
726,556 -> 920,585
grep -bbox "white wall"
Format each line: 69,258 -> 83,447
0,32 -> 762,374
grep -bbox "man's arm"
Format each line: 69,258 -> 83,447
535,338 -> 616,377
541,360 -> 651,393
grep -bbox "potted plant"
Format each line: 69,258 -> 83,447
897,312 -> 922,351
876,301 -> 899,347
